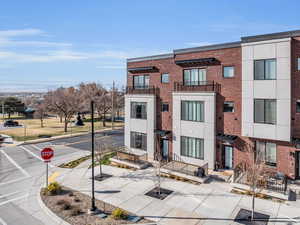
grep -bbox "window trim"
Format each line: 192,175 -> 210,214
180,136 -> 204,160
130,102 -> 147,119
181,100 -> 204,122
254,59 -> 277,80
254,99 -> 277,125
130,131 -> 147,151
223,65 -> 235,78
133,74 -> 150,89
255,140 -> 277,167
223,101 -> 235,113
161,73 -> 169,84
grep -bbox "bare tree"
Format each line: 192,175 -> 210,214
33,102 -> 47,128
114,86 -> 125,118
79,82 -> 111,127
44,87 -> 82,132
95,137 -> 115,178
238,141 -> 268,221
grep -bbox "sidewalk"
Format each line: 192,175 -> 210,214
57,165 -> 300,225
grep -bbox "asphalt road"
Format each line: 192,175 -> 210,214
0,128 -> 124,225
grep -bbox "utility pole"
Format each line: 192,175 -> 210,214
111,81 -> 115,130
2,102 -> 5,121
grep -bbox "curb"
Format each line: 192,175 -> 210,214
18,126 -> 124,146
37,184 -> 71,225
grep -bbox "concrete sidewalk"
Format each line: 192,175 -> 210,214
58,165 -> 300,225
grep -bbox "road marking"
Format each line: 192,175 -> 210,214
64,135 -> 110,146
48,171 -> 60,183
19,146 -> 54,168
0,176 -> 29,187
0,191 -> 21,199
0,217 -> 7,225
0,194 -> 28,206
0,150 -> 30,178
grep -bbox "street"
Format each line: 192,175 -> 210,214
0,128 -> 124,225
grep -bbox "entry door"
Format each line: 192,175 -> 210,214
296,152 -> 300,179
162,139 -> 169,160
224,145 -> 233,169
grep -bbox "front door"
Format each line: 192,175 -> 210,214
296,152 -> 300,179
161,139 -> 169,160
224,145 -> 233,169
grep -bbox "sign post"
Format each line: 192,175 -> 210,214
41,147 -> 54,188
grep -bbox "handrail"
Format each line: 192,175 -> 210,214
173,81 -> 221,93
126,85 -> 158,95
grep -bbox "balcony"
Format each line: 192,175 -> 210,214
173,81 -> 221,93
126,85 -> 159,95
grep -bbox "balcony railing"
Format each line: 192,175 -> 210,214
126,85 -> 158,95
173,81 -> 221,93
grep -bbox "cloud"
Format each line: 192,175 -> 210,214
0,28 -> 44,37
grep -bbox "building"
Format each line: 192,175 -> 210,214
125,29 -> 300,180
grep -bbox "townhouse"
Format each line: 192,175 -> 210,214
125,30 -> 300,180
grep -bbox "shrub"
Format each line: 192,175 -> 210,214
70,206 -> 82,216
56,199 -> 68,206
62,201 -> 72,210
41,188 -> 48,196
111,208 -> 128,220
47,182 -> 62,195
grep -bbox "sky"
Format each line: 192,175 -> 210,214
0,0 -> 299,92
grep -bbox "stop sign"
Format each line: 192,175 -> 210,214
41,147 -> 54,161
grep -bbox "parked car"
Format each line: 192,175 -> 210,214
4,120 -> 19,127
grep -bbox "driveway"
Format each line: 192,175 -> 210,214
59,166 -> 300,225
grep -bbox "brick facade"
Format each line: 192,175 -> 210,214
127,33 -> 300,179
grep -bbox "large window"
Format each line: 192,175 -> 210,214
133,75 -> 149,89
223,66 -> 235,78
254,59 -> 276,80
256,141 -> 277,166
131,102 -> 147,119
181,101 -> 204,122
161,73 -> 169,83
254,99 -> 276,124
223,101 -> 234,112
181,136 -> 204,159
298,58 -> 300,71
130,131 -> 147,151
183,68 -> 206,85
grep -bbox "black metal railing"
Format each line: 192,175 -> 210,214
126,85 -> 158,95
173,80 -> 221,93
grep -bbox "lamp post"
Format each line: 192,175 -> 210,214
90,100 -> 97,213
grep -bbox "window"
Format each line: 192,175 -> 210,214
298,58 -> 300,71
254,99 -> 276,124
223,66 -> 235,78
181,101 -> 204,122
162,103 -> 169,112
133,75 -> 149,89
183,68 -> 206,86
254,59 -> 276,80
296,144 -> 300,149
181,136 -> 204,159
256,141 -> 277,166
296,100 -> 300,113
130,131 -> 147,151
131,102 -> 147,119
161,73 -> 169,83
223,101 -> 234,112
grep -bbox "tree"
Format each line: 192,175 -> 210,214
44,87 -> 82,132
79,82 -> 111,127
0,97 -> 25,118
33,102 -> 47,128
95,137 -> 114,178
114,86 -> 125,118
238,141 -> 268,221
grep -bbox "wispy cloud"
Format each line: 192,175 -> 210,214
0,28 -> 44,37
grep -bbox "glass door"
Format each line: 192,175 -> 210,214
224,145 -> 233,169
162,139 -> 169,160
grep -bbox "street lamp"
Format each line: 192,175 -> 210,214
90,100 -> 97,213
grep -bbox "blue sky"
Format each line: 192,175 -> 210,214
0,0 -> 299,92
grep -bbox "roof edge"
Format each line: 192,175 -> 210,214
242,29 -> 300,43
127,53 -> 174,63
174,41 -> 241,54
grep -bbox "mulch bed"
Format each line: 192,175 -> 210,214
41,186 -> 151,225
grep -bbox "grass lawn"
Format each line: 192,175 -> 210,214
0,115 -> 123,141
